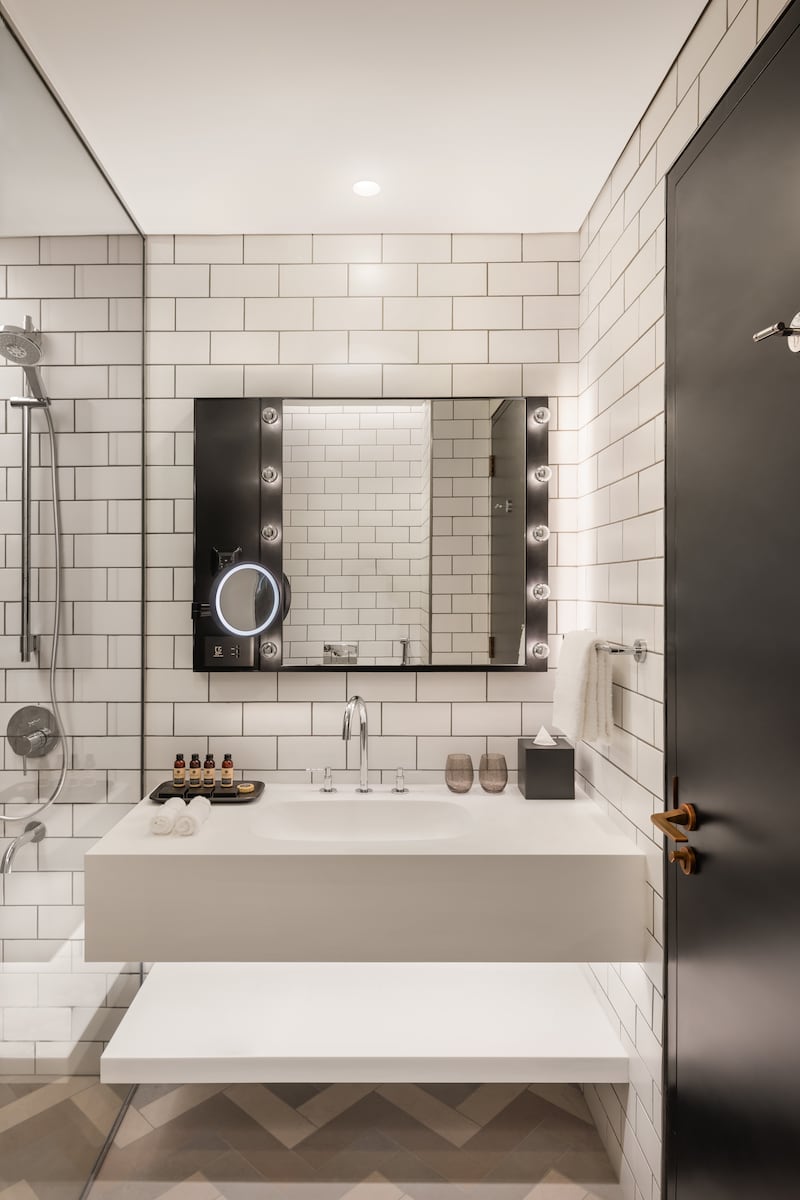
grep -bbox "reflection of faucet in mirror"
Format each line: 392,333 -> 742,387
400,636 -> 411,666
342,695 -> 371,793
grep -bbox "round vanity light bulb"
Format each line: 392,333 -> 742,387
260,641 -> 278,660
353,180 -> 381,197
530,524 -> 550,543
261,466 -> 279,484
532,464 -> 552,484
261,524 -> 279,542
531,406 -> 551,425
531,641 -> 551,660
261,407 -> 279,424
531,582 -> 551,601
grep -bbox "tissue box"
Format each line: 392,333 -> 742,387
517,736 -> 575,799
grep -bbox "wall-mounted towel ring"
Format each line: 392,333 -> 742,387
752,312 -> 800,352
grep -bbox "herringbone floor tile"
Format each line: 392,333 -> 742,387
0,1081 -> 621,1200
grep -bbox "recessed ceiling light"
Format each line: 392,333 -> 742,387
353,180 -> 381,197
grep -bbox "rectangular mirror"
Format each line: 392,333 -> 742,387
281,396 -> 549,668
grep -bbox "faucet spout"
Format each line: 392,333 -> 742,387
342,695 -> 371,793
1,820 -> 45,875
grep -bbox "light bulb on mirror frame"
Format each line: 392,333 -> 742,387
531,582 -> 551,601
530,524 -> 550,543
530,641 -> 551,660
531,406 -> 551,425
532,464 -> 552,484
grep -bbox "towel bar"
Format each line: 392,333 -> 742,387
597,639 -> 647,663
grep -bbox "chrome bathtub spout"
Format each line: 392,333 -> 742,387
1,820 -> 45,874
342,695 -> 371,793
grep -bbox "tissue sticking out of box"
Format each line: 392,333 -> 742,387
533,725 -> 557,746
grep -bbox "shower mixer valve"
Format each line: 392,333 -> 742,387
7,706 -> 59,775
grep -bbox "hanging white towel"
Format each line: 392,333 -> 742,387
149,794 -> 185,836
174,793 -> 211,837
552,630 -> 613,744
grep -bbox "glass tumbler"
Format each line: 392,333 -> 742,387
479,752 -> 508,793
445,753 -> 474,793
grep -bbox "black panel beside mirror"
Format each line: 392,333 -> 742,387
192,396 -> 549,672
192,398 -> 286,670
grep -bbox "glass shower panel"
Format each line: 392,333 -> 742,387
0,15 -> 143,1197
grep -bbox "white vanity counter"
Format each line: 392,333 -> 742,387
85,784 -> 647,962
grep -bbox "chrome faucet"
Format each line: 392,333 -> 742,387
342,695 -> 371,793
1,820 -> 45,875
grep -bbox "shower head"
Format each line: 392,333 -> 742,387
0,318 -> 48,405
0,323 -> 42,366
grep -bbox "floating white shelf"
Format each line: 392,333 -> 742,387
101,962 -> 628,1085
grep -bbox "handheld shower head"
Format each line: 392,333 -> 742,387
0,318 -> 48,404
0,323 -> 42,366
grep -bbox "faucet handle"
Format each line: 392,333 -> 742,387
392,767 -> 409,794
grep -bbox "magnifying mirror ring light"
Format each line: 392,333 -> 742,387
210,561 -> 281,637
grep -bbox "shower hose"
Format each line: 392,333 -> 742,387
0,405 -> 68,825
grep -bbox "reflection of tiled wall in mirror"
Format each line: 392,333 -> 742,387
282,402 -> 431,666
430,398 -> 492,663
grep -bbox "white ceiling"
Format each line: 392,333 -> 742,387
5,0 -> 708,235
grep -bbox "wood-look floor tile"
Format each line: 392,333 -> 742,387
152,1173 -> 222,1200
547,1152 -> 618,1188
0,1182 -> 41,1200
0,1077 -> 96,1135
416,1086 -> 478,1110
456,1086 -> 528,1127
524,1168 -> 590,1197
298,1086 -> 376,1129
338,1170 -> 406,1200
526,1090 -> 592,1128
137,1087 -> 225,1130
266,1084 -> 324,1109
224,1087 -> 316,1150
376,1088 -> 479,1149
457,1093 -> 554,1156
72,1083 -> 135,1145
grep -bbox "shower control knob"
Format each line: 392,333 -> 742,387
7,706 -> 59,760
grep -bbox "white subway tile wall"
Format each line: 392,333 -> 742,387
574,4 -> 786,1198
143,231 -> 579,792
0,233 -> 143,1076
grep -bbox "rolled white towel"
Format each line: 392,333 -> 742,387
174,793 -> 211,837
150,794 -> 186,835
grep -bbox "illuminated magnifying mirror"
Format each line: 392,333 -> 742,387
211,562 -> 281,638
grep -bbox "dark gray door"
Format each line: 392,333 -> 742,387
490,397 -> 525,663
666,5 -> 800,1197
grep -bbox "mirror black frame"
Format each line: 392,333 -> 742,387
192,396 -> 549,673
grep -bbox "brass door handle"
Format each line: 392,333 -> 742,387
651,803 -> 697,842
669,846 -> 697,875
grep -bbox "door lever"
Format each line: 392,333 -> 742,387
753,312 -> 800,351
651,803 -> 697,843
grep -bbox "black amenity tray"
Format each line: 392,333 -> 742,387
149,780 -> 264,804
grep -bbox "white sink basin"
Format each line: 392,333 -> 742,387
252,797 -> 472,843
